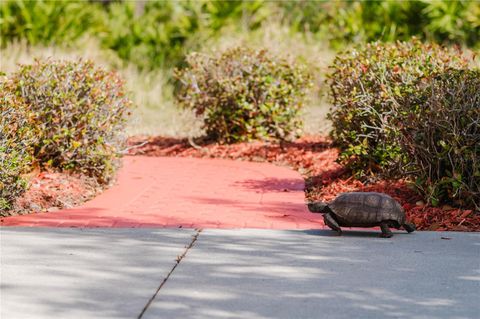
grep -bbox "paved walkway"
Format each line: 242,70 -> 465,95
2,228 -> 479,319
1,156 -> 324,229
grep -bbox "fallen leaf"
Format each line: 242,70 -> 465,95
460,210 -> 473,219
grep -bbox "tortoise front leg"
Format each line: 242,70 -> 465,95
403,222 -> 416,233
380,221 -> 393,238
323,213 -> 342,235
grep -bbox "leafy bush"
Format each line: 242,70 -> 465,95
100,1 -> 201,70
174,46 -> 312,143
9,58 -> 132,182
0,80 -> 34,213
326,38 -> 469,177
316,1 -> 480,49
0,0 -> 104,47
398,69 -> 480,209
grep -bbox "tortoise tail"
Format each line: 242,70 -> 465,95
403,223 -> 416,233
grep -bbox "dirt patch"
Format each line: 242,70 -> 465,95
9,170 -> 102,216
127,135 -> 480,231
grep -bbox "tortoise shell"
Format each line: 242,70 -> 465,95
329,192 -> 406,227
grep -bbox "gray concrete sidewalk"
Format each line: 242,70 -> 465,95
1,228 -> 479,319
0,228 -> 197,319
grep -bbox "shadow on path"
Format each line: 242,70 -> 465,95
143,229 -> 480,319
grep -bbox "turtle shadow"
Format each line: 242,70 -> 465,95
301,229 -> 414,238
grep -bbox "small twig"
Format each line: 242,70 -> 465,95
188,136 -> 208,152
118,141 -> 149,155
187,136 -> 201,150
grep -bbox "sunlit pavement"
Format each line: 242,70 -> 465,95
1,228 -> 479,319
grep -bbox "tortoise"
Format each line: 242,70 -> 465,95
307,192 -> 416,238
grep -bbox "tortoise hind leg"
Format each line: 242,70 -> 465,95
403,222 -> 416,233
323,213 -> 342,236
380,221 -> 393,238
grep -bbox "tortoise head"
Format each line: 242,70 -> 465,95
307,202 -> 329,214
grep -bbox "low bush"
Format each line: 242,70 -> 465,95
0,81 -> 34,213
326,38 -> 469,177
398,69 -> 480,209
9,58 -> 132,183
174,46 -> 312,143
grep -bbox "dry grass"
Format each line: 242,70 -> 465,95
0,39 -> 125,73
120,65 -> 202,137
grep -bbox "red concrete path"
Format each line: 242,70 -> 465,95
1,156 -> 325,229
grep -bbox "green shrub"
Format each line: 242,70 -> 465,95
318,1 -> 480,50
174,46 -> 312,143
0,0 -> 104,47
9,58 -> 132,183
0,80 -> 34,213
101,0 -> 268,70
100,1 -> 202,70
326,38 -> 469,177
398,69 -> 480,209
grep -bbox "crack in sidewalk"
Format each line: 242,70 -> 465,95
137,229 -> 203,319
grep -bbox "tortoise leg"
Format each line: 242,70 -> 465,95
380,222 -> 393,238
323,213 -> 342,235
403,223 -> 416,233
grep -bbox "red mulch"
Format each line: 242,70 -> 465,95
127,135 -> 480,231
10,170 -> 101,216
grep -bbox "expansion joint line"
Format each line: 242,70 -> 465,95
137,229 -> 203,319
